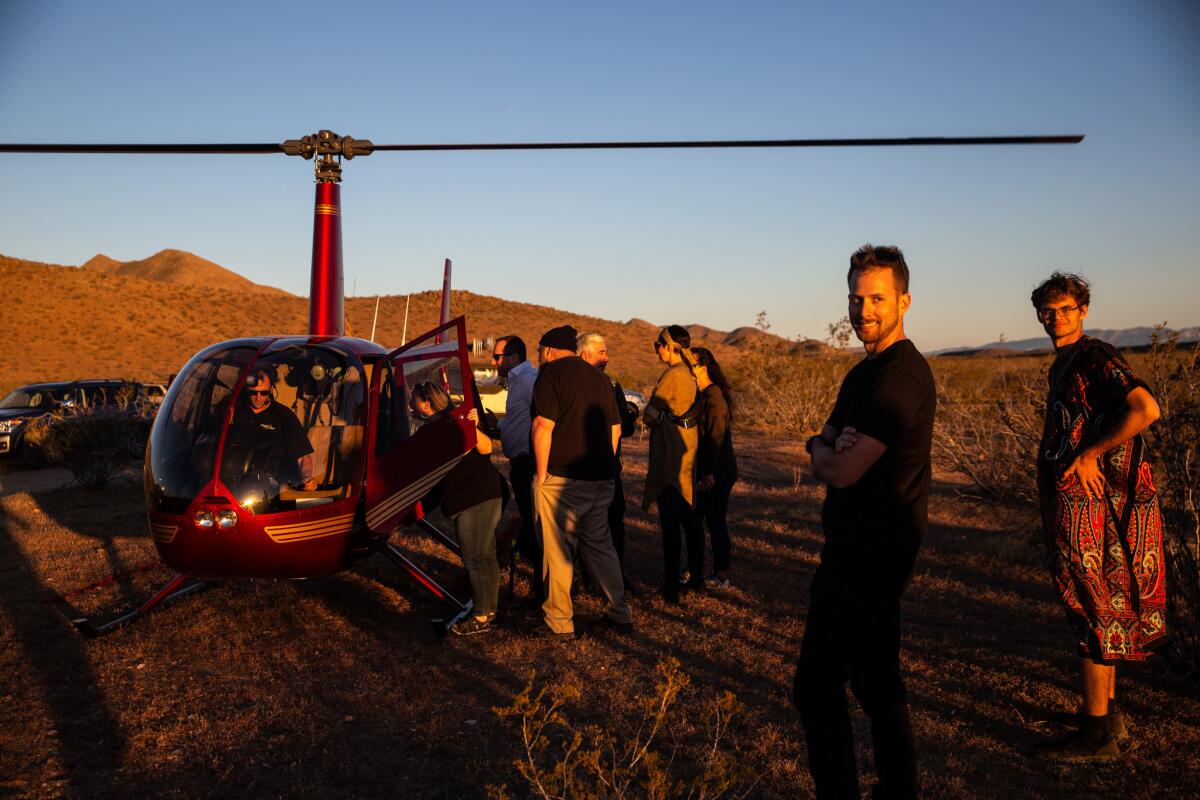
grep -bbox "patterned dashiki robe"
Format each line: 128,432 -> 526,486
1037,336 -> 1168,661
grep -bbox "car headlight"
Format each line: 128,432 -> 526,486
0,419 -> 24,433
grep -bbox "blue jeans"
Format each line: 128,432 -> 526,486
451,498 -> 502,616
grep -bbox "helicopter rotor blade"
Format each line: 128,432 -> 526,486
0,143 -> 284,154
366,135 -> 1084,152
0,134 -> 1084,157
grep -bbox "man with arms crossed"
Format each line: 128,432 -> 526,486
793,245 -> 934,800
1030,273 -> 1166,761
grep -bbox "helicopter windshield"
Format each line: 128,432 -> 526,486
146,345 -> 259,514
218,343 -> 366,515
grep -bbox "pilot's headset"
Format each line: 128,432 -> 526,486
244,369 -> 278,402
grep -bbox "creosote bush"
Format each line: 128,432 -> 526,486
489,658 -> 770,800
23,399 -> 151,489
1142,329 -> 1200,672
930,360 -> 1046,508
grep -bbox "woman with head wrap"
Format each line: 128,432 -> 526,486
642,325 -> 703,603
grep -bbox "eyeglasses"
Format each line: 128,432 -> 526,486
491,352 -> 507,361
247,389 -> 271,396
1038,305 -> 1080,321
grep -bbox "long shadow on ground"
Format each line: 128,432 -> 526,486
0,498 -> 128,796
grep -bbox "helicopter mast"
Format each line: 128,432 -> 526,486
309,179 -> 343,337
282,130 -> 374,337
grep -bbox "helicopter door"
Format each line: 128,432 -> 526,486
363,316 -> 478,534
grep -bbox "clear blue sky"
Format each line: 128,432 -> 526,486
2,0 -> 1197,350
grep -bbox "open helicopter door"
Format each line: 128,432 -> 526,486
363,316 -> 477,534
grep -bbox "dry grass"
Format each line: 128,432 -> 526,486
2,435 -> 1198,798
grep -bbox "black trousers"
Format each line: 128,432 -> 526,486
793,560 -> 918,800
608,472 -> 626,567
697,478 -> 734,572
657,485 -> 704,586
509,453 -> 543,601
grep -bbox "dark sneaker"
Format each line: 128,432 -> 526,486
1034,731 -> 1120,762
1048,708 -> 1129,742
678,569 -> 691,586
705,574 -> 731,590
450,615 -> 495,637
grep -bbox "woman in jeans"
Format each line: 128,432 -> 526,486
410,381 -> 504,636
688,348 -> 738,589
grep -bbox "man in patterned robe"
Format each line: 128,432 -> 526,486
1032,272 -> 1167,762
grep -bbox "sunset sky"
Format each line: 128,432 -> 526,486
1,0 -> 1197,351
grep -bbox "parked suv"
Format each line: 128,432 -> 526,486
0,379 -> 157,458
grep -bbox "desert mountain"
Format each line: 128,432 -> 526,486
1,252 -> 811,394
81,249 -> 290,296
936,326 -> 1200,355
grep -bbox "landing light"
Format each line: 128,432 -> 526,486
194,510 -> 215,528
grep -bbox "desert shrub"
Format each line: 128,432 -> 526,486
735,350 -> 853,434
1142,330 -> 1200,672
490,658 -> 770,800
23,400 -> 151,489
930,359 -> 1047,507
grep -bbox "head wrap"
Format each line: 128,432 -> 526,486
658,327 -> 698,370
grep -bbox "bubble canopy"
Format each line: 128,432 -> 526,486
145,338 -> 369,517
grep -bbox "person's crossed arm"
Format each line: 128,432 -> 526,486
809,425 -> 886,489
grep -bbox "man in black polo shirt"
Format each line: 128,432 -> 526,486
793,245 -> 935,800
225,369 -> 316,491
530,325 -> 633,637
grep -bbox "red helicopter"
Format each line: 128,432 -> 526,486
0,130 -> 1083,635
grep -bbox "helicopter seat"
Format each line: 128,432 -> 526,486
293,420 -> 363,492
306,424 -> 334,486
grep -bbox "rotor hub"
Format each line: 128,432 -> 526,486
280,130 -> 375,183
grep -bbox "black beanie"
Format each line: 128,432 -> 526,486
539,325 -> 578,352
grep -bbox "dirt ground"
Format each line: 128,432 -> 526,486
1,435 -> 1197,799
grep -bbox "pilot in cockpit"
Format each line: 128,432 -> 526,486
226,368 -> 317,491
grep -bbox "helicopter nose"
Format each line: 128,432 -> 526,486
194,508 -> 238,530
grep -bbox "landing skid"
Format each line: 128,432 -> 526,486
377,518 -> 475,637
71,574 -> 205,638
69,518 -> 474,638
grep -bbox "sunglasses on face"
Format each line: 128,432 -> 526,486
492,352 -> 507,361
247,389 -> 271,396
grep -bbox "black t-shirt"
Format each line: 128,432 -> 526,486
821,339 -> 935,569
426,448 -> 505,518
226,401 -> 313,481
532,356 -> 620,480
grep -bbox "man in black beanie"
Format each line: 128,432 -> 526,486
529,325 -> 633,637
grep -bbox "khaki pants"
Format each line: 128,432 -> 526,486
535,475 -> 632,633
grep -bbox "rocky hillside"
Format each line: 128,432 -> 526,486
80,249 -> 290,295
1,252 -> 809,395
